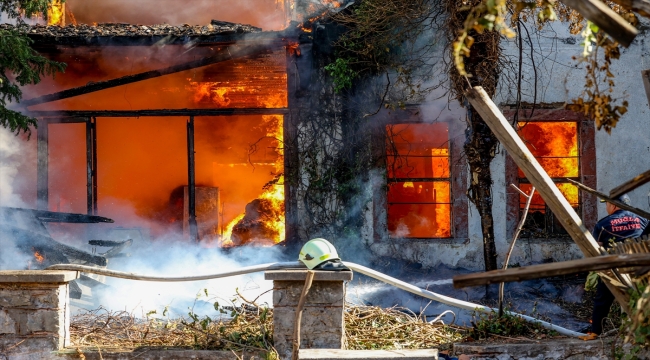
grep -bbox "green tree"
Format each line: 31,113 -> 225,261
0,0 -> 66,135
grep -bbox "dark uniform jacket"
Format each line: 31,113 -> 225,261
592,209 -> 649,249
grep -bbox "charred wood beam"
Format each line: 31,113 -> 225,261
22,43 -> 279,107
453,253 -> 650,288
187,116 -> 198,242
559,0 -> 638,47
86,117 -> 93,215
16,208 -> 115,223
610,169 -> 650,199
92,117 -> 98,214
5,226 -> 107,266
88,239 -> 129,247
29,108 -> 289,118
566,178 -> 650,219
99,239 -> 132,258
36,119 -> 48,211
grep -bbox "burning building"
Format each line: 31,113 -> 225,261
2,0 -> 650,272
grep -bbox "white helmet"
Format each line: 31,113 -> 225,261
298,238 -> 340,269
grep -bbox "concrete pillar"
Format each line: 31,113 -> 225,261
0,270 -> 78,358
265,269 -> 352,360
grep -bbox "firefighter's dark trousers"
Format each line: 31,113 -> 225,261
591,278 -> 615,334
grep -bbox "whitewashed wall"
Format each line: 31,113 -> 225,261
371,20 -> 650,270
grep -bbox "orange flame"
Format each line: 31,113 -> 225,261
517,122 -> 578,178
219,114 -> 285,247
34,250 -> 45,263
47,0 -> 64,26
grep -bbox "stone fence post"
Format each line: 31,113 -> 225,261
0,270 -> 78,359
265,269 -> 352,360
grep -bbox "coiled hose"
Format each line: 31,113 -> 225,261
46,261 -> 585,337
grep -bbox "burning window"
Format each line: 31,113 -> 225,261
386,123 -> 451,238
517,121 -> 580,237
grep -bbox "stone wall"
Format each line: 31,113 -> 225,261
0,271 -> 77,360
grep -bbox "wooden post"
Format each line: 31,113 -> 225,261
642,70 -> 650,110
559,0 -> 638,47
187,116 -> 198,243
92,118 -> 98,215
465,86 -> 631,309
292,271 -> 315,360
85,118 -> 93,215
37,119 -> 49,211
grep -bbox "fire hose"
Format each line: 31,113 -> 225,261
46,261 -> 585,337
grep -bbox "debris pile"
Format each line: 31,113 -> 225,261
70,304 -> 462,351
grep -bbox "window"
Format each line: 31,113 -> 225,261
517,121 -> 579,237
385,123 -> 452,238
504,110 -> 597,239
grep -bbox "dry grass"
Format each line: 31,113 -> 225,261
70,303 -> 464,352
344,304 -> 464,350
70,305 -> 274,352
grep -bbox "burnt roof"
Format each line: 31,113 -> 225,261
2,20 -> 297,48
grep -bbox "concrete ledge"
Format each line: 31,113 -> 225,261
454,337 -> 611,359
265,270 -> 353,281
0,271 -> 79,283
56,348 -> 266,359
299,349 -> 439,359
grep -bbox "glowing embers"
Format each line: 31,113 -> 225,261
386,123 -> 452,238
187,54 -> 288,109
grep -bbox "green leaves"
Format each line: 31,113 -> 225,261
0,1 -> 67,135
324,58 -> 358,93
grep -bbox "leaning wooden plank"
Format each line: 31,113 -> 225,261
609,0 -> 650,18
566,178 -> 650,219
465,86 -> 600,257
610,169 -> 650,199
643,70 -> 650,108
465,86 -> 631,311
559,0 -> 638,47
453,253 -> 650,288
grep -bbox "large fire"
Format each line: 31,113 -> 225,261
517,121 -> 579,211
24,46 -> 288,247
47,0 -> 64,26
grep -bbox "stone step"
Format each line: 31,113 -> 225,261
299,349 -> 439,360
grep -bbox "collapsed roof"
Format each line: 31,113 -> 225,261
1,20 -> 294,47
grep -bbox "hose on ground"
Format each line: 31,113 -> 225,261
46,262 -> 585,337
343,262 -> 586,337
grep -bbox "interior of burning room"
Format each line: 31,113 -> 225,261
16,4 -> 290,248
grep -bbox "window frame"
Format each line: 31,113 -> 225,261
372,107 -> 468,242
503,109 -> 597,241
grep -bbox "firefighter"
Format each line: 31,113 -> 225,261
584,194 -> 649,338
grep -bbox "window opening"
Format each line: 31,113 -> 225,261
386,123 -> 451,238
517,121 -> 580,237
